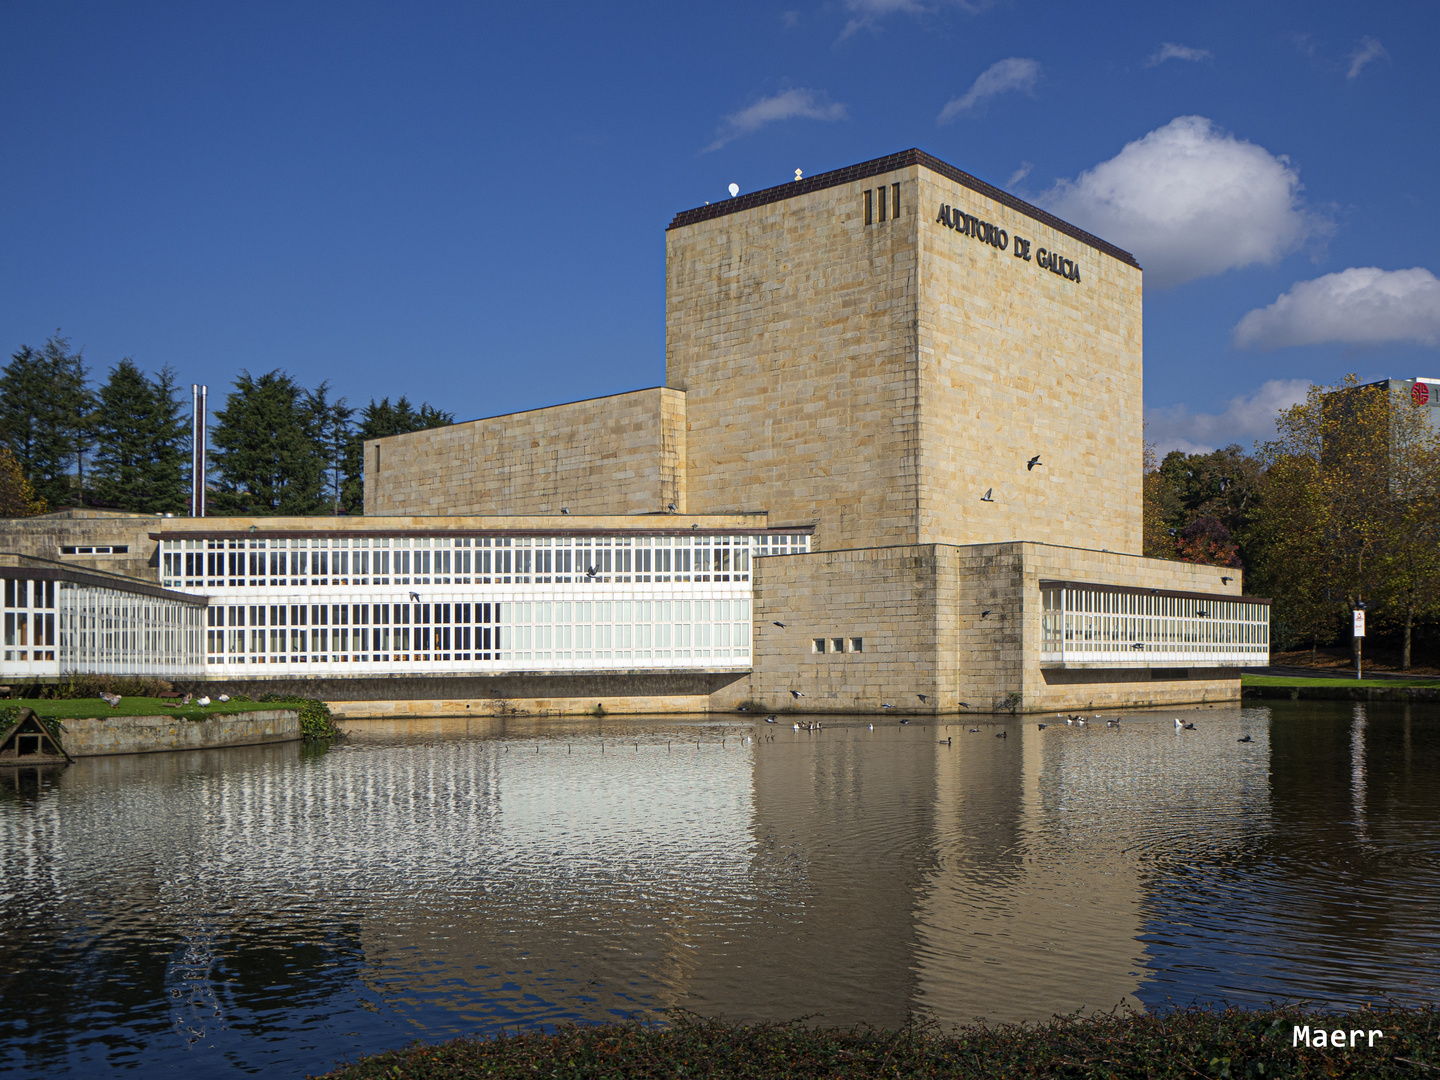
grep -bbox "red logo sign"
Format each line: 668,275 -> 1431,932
1414,382 -> 1431,406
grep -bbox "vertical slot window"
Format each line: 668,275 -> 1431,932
877,184 -> 887,222
891,182 -> 900,220
863,189 -> 873,225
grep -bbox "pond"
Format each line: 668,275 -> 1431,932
1,701 -> 1437,1076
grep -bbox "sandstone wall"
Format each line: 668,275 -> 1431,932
365,388 -> 686,517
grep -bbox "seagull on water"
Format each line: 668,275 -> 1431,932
1237,735 -> 1252,743
765,716 -> 777,723
996,730 -> 1007,739
968,727 -> 980,733
1037,723 -> 1048,730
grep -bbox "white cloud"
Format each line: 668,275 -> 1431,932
1233,267 -> 1440,350
839,0 -> 989,38
1041,116 -> 1326,288
937,58 -> 1040,123
1147,379 -> 1312,455
1146,43 -> 1213,67
703,89 -> 847,153
1347,36 -> 1389,79
1006,161 -> 1032,188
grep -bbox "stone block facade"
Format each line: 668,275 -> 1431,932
717,541 -> 1247,715
365,388 -> 686,517
665,149 -> 1144,555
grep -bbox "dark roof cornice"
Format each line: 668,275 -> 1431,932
666,148 -> 1140,269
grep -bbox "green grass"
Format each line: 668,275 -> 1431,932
1242,674 -> 1440,689
7,696 -> 297,722
310,1006 -> 1439,1079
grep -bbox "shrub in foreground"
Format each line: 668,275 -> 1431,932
311,1005 -> 1438,1080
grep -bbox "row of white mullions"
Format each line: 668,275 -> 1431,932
201,596 -> 753,664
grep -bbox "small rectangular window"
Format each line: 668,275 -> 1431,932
831,637 -> 845,654
891,182 -> 900,220
849,637 -> 864,653
812,638 -> 826,654
877,185 -> 887,222
863,189 -> 873,225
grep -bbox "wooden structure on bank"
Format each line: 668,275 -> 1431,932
0,708 -> 71,766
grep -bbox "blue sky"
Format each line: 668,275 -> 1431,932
2,1 -> 1436,455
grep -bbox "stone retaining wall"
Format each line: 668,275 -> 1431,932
59,710 -> 300,756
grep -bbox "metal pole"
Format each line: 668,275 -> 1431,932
191,384 -> 207,518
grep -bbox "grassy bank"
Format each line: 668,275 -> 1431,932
8,696 -> 297,722
1242,674 -> 1440,689
312,1006 -> 1438,1079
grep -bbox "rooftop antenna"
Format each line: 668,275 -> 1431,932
728,183 -> 739,197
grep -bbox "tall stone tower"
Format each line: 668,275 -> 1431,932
665,149 -> 1144,555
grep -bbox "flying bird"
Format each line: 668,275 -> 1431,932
1221,576 -> 1233,584
980,488 -> 994,502
560,507 -> 570,515
586,565 -> 598,578
409,591 -> 421,603
900,718 -> 910,724
791,690 -> 804,699
917,694 -> 927,703
1027,455 -> 1042,470
981,610 -> 992,618
1037,723 -> 1047,730
881,703 -> 895,709
958,702 -> 971,709
773,621 -> 786,628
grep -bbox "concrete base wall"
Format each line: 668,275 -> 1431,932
59,710 -> 300,756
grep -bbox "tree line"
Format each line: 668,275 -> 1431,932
1146,375 -> 1440,669
0,333 -> 452,517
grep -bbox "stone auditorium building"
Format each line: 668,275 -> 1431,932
2,149 -> 1268,715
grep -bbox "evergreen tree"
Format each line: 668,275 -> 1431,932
305,381 -> 355,515
90,360 -> 190,513
340,395 -> 455,514
0,334 -> 93,507
211,369 -> 326,515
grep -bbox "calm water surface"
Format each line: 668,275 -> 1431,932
1,701 -> 1437,1076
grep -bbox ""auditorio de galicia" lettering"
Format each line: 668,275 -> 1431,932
935,204 -> 1081,284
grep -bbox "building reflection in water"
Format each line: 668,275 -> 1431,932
1,705 -> 1437,1077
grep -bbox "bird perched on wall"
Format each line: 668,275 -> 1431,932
667,502 -> 677,512
981,488 -> 994,502
560,507 -> 570,515
1027,455 -> 1043,470
773,621 -> 786,628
